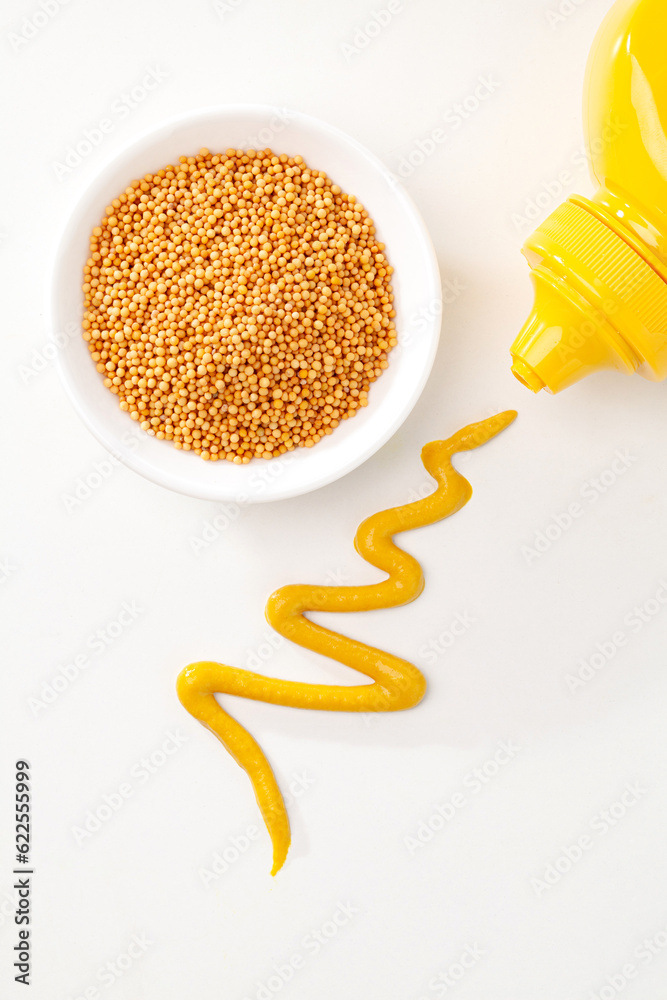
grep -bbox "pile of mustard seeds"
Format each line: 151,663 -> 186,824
82,147 -> 397,462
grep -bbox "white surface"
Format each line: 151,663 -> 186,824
52,105 -> 441,501
3,1 -> 667,999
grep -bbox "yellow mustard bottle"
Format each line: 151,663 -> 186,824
510,0 -> 667,394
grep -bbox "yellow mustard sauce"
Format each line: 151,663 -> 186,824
177,411 -> 517,874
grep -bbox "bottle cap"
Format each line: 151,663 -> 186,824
510,199 -> 667,392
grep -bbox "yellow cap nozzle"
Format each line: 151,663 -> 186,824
511,357 -> 545,393
510,199 -> 667,393
510,269 -> 636,394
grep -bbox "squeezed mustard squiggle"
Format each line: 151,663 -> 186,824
177,411 -> 517,874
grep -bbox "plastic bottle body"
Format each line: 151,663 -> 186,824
510,0 -> 667,393
586,0 -> 667,266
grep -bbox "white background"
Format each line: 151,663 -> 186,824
3,1 -> 667,998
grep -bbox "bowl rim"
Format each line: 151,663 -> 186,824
49,104 -> 441,503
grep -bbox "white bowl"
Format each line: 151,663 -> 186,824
50,106 -> 441,503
